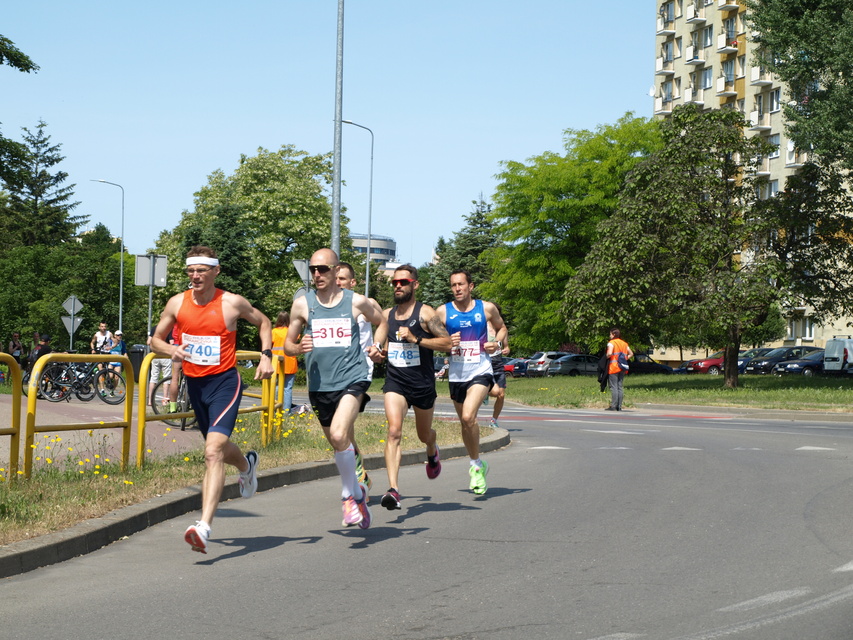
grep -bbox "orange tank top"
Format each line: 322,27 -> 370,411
176,289 -> 237,378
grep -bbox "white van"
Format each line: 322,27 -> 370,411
823,336 -> 853,374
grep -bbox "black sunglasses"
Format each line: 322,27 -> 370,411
309,264 -> 336,274
391,278 -> 414,287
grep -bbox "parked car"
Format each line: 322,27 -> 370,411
526,351 -> 571,377
629,354 -> 673,374
547,354 -> 598,377
512,358 -> 529,377
503,357 -> 523,375
744,346 -> 823,374
732,347 -> 774,374
823,336 -> 853,375
772,349 -> 825,376
685,350 -> 725,375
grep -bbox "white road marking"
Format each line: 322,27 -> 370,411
662,447 -> 702,451
587,634 -> 645,640
832,561 -> 853,573
529,446 -> 570,450
717,588 -> 812,612
598,447 -> 633,450
732,447 -> 763,451
583,429 -> 653,435
796,446 -> 836,451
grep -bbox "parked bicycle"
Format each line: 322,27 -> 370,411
149,374 -> 196,430
23,361 -> 127,405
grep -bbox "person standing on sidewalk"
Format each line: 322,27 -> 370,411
375,264 -> 452,510
486,313 -> 510,428
284,248 -> 386,529
151,245 -> 273,554
605,328 -> 633,411
271,311 -> 299,414
436,269 -> 507,495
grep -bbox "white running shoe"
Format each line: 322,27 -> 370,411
185,521 -> 210,554
239,450 -> 258,498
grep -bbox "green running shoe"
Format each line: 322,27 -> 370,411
469,460 -> 489,495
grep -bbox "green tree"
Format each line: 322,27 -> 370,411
420,199 -> 499,310
483,114 -> 663,353
0,35 -> 39,73
154,146 -> 344,344
1,120 -> 86,249
562,106 -> 777,388
745,0 -> 853,168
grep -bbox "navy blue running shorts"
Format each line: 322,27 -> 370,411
184,367 -> 243,438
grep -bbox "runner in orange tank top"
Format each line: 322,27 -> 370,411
151,245 -> 273,555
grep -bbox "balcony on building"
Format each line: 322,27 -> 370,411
717,33 -> 739,53
754,156 -> 771,177
654,96 -> 673,115
683,87 -> 705,105
786,148 -> 808,168
716,76 -> 737,97
656,15 -> 676,35
750,67 -> 774,86
685,45 -> 705,65
748,111 -> 772,131
655,56 -> 675,76
718,0 -> 741,9
685,2 -> 706,22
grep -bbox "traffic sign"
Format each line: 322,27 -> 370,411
62,295 -> 83,315
62,315 -> 83,336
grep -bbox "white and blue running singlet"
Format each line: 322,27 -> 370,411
443,299 -> 493,382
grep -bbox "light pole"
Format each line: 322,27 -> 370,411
342,120 -> 374,296
91,179 -> 125,332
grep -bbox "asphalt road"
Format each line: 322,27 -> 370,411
2,402 -> 853,639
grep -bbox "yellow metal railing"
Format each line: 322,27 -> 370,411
135,351 -> 283,467
0,355 -> 23,478
24,353 -> 134,478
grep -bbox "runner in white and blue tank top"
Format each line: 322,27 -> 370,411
436,269 -> 508,496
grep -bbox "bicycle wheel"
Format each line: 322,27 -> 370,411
177,379 -> 197,430
150,376 -> 182,427
40,363 -> 70,402
21,370 -> 29,397
95,369 -> 127,405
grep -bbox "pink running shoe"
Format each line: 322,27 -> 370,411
342,495 -> 363,527
426,444 -> 442,480
356,483 -> 371,530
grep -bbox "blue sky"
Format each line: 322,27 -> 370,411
4,1 -> 653,270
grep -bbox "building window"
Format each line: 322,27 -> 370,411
702,66 -> 714,89
770,88 -> 782,112
722,59 -> 735,83
768,134 -> 780,158
724,17 -> 737,42
663,40 -> 674,62
662,81 -> 673,103
737,98 -> 745,113
675,36 -> 682,58
737,55 -> 746,78
702,25 -> 714,48
768,179 -> 779,197
660,2 -> 675,22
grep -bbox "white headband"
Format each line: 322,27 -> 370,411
186,257 -> 219,267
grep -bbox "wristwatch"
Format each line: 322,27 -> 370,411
416,335 -> 422,345
261,349 -> 273,358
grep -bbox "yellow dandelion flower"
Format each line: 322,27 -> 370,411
103,475 -> 109,479
124,480 -> 133,485
95,454 -> 100,459
184,457 -> 190,462
46,458 -> 52,464
94,470 -> 100,475
78,461 -> 84,466
147,449 -> 152,453
105,458 -> 110,462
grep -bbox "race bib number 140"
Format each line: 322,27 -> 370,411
182,333 -> 221,366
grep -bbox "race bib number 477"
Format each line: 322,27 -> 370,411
311,317 -> 351,348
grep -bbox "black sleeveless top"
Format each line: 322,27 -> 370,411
385,301 -> 435,388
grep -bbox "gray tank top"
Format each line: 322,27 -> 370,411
304,289 -> 368,391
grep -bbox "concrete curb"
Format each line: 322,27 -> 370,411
0,427 -> 511,579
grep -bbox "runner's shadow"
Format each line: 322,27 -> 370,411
385,497 -> 480,524
459,486 -> 532,501
331,526 -> 428,549
195,535 -> 321,565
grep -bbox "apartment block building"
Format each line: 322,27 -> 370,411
650,0 -> 853,364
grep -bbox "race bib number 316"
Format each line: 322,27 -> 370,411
312,318 -> 351,348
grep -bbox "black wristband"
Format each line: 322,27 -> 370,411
261,349 -> 273,358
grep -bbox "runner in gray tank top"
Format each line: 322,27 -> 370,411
285,248 -> 387,530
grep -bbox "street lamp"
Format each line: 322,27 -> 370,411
342,120 -> 374,296
91,179 -> 125,332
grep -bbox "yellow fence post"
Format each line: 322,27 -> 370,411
0,355 -> 23,479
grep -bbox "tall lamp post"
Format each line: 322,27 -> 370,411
91,179 -> 125,332
342,120 -> 374,296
